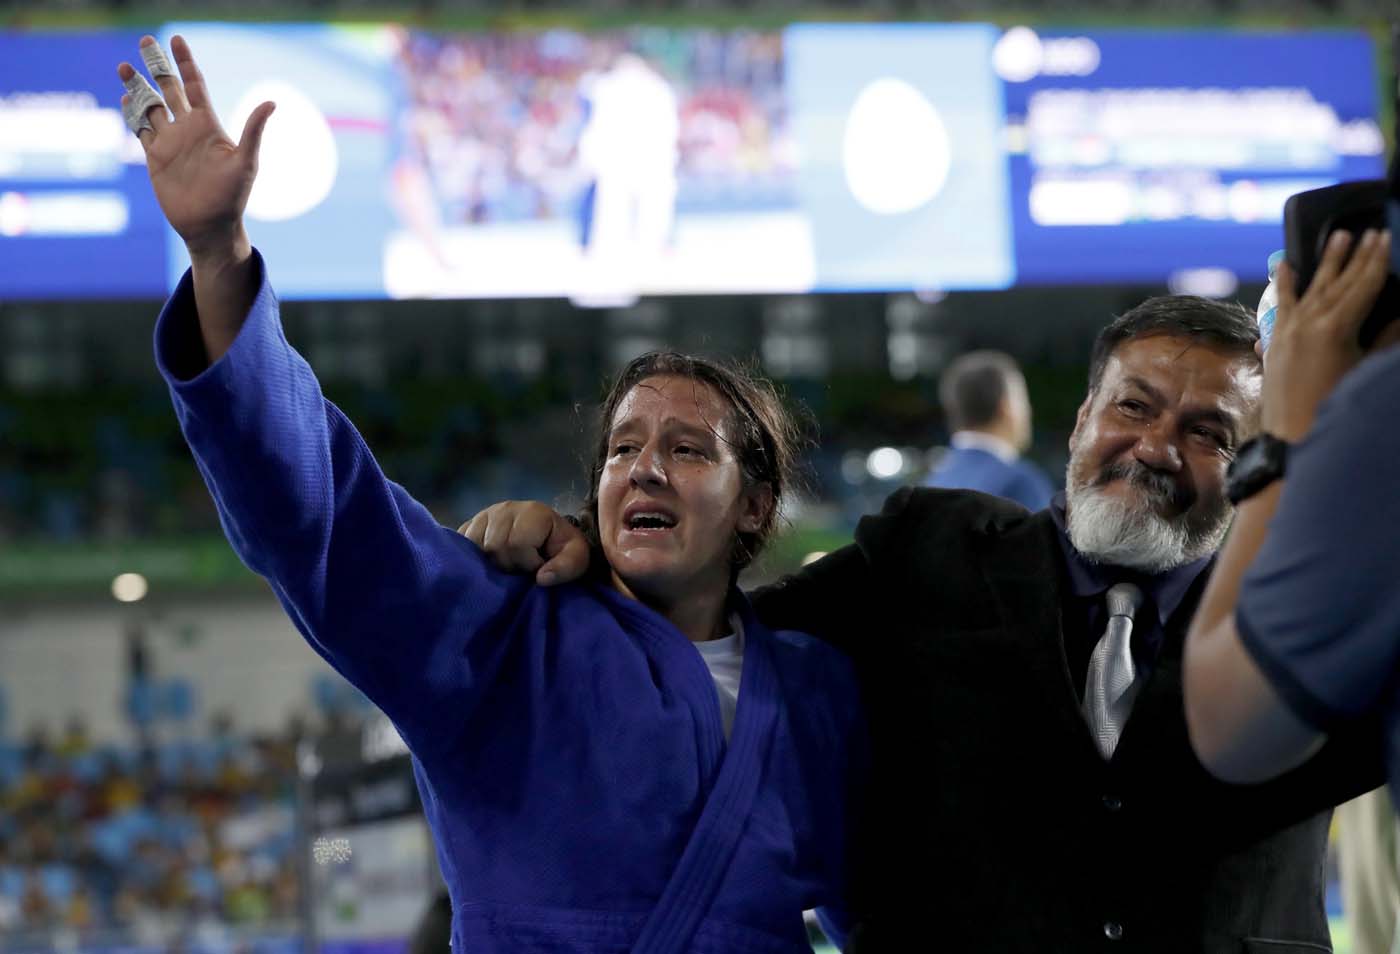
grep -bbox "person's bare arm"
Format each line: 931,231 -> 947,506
1184,484 -> 1324,781
1184,228 -> 1391,782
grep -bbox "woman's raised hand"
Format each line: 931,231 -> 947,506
119,35 -> 275,261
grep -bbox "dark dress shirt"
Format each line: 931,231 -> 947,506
1048,493 -> 1213,698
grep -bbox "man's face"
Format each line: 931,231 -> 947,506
596,374 -> 769,605
1066,334 -> 1261,573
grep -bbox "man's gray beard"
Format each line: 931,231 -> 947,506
1064,474 -> 1229,575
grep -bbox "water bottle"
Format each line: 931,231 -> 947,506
1256,249 -> 1285,353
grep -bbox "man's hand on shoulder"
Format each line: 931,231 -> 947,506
458,501 -> 591,585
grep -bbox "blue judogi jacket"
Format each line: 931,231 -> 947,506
154,252 -> 864,954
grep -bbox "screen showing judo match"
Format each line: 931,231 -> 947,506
0,23 -> 1384,300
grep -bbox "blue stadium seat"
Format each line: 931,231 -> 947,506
0,866 -> 24,901
39,865 -> 75,903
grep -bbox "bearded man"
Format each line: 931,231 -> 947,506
462,295 -> 1380,953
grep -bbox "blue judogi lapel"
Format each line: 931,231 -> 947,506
605,594 -> 783,954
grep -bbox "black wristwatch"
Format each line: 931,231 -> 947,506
1226,434 -> 1289,504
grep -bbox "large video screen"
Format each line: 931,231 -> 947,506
0,24 -> 1384,300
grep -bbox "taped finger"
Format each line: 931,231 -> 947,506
122,71 -> 167,136
142,39 -> 189,113
142,41 -> 175,79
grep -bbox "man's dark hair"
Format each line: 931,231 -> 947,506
939,350 -> 1022,433
579,351 -> 807,575
1088,295 -> 1261,394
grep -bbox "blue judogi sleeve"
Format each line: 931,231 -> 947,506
154,252 -> 530,752
155,253 -> 866,954
1237,344 -> 1400,729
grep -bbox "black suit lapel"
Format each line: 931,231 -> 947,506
976,510 -> 1105,763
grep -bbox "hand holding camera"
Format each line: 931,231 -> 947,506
1263,228 -> 1392,443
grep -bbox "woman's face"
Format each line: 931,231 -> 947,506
596,375 -> 770,605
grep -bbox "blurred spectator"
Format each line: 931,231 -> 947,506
0,717 -> 306,948
57,715 -> 93,758
925,350 -> 1055,511
1336,789 -> 1400,954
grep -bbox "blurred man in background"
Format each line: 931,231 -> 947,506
925,349 -> 1054,511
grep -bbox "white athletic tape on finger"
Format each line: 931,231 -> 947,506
141,42 -> 175,80
122,72 -> 165,136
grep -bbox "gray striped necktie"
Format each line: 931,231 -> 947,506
1083,582 -> 1144,760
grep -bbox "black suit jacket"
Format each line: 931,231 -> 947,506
754,488 -> 1382,954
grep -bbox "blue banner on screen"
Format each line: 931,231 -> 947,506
998,28 -> 1384,285
0,24 -> 1385,300
0,31 -> 169,299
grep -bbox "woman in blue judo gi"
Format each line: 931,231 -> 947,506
120,35 -> 864,954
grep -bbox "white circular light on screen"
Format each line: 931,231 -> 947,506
866,447 -> 905,480
230,81 -> 338,222
842,78 -> 952,217
112,572 -> 149,603
994,27 -> 1044,83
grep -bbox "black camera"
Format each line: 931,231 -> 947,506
1283,181 -> 1400,349
1282,31 -> 1400,350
